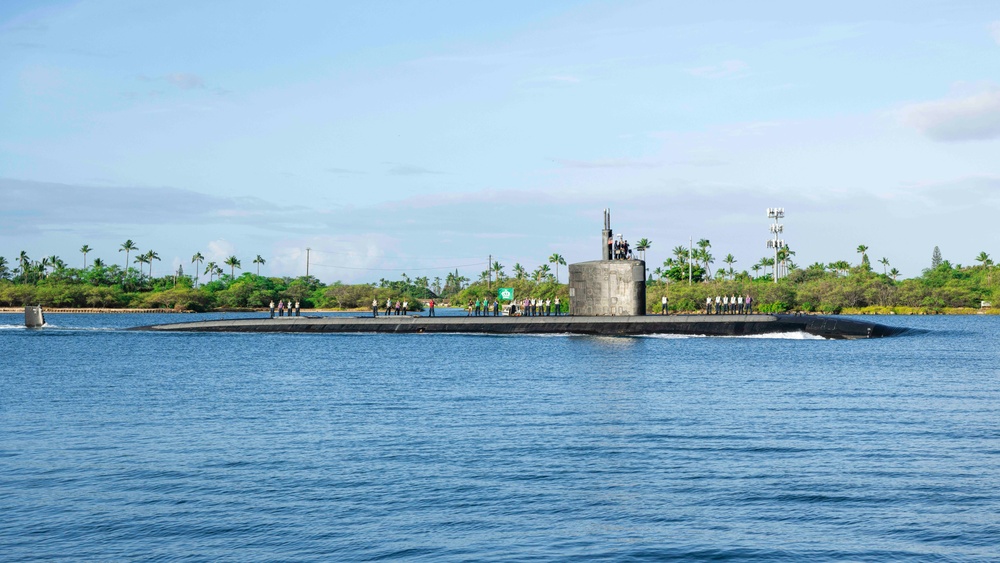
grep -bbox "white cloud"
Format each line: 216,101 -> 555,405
899,87 -> 1000,141
270,235 -> 392,280
686,59 -> 749,79
206,239 -> 236,263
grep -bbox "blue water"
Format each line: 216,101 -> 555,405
2,313 -> 999,561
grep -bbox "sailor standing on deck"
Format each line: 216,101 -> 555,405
372,299 -> 378,317
715,295 -> 721,315
706,296 -> 712,314
386,297 -> 392,316
661,295 -> 668,315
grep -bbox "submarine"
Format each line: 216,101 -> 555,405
130,210 -> 909,340
131,313 -> 906,339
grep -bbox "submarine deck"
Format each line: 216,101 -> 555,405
133,314 -> 907,339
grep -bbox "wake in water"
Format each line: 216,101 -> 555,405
0,323 -> 121,332
642,330 -> 828,340
406,331 -> 828,340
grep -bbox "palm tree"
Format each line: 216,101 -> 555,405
763,257 -> 776,278
119,240 -> 138,273
205,261 -> 218,283
492,261 -> 505,281
889,267 -> 900,281
879,257 -> 890,275
549,253 -> 566,283
723,254 -> 736,280
831,260 -> 851,276
534,264 -> 552,282
653,266 -> 664,284
192,252 -> 204,287
976,252 -> 993,285
672,245 -> 689,264
752,263 -> 761,278
697,239 -> 712,279
857,244 -> 870,269
145,250 -> 160,278
756,258 -> 769,278
513,263 -> 527,280
80,245 -> 92,269
253,254 -> 266,275
134,254 -> 149,281
776,247 -> 795,279
18,251 -> 30,283
635,238 -> 652,262
224,255 -> 241,279
0,256 -> 8,280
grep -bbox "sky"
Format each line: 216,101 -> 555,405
2,0 -> 999,282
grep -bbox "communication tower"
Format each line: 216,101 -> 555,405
766,208 -> 786,282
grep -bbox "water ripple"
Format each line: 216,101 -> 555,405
1,314 -> 999,560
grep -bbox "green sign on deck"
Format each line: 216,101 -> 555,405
498,287 -> 514,301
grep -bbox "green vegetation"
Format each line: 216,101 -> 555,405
647,247 -> 999,314
0,247 -> 431,311
2,243 -> 998,314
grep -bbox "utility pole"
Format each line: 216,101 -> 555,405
688,237 -> 693,285
488,254 -> 492,290
306,247 -> 311,278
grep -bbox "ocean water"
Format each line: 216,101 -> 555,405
1,312 -> 998,561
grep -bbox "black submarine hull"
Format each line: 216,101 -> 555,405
132,314 -> 908,339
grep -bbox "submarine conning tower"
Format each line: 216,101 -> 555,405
568,209 -> 646,316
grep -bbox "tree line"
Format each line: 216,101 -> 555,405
643,241 -> 996,313
2,240 -> 997,313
